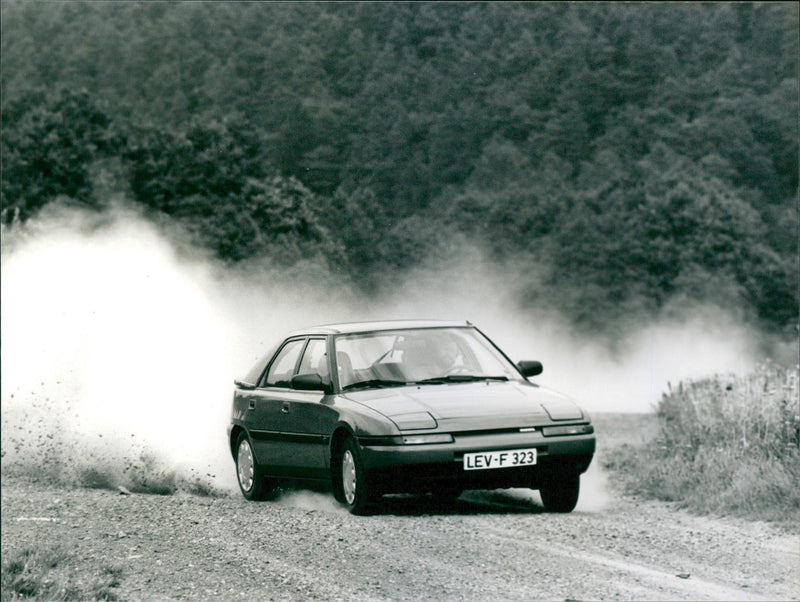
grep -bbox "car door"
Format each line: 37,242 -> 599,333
245,337 -> 305,474
245,337 -> 330,479
277,337 -> 331,479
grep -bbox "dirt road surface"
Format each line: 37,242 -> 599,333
2,470 -> 798,601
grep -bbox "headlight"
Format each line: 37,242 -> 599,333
541,424 -> 594,437
400,433 -> 454,445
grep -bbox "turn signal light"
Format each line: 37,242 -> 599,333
541,424 -> 594,437
401,433 -> 454,445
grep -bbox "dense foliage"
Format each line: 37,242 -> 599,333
1,3 -> 797,336
604,364 -> 800,524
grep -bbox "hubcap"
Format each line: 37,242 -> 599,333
342,449 -> 356,505
237,439 -> 254,492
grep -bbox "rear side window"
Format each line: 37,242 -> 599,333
262,339 -> 305,388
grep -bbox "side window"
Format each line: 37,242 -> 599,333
263,339 -> 305,388
297,338 -> 329,380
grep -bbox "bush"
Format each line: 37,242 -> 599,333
604,363 -> 800,525
1,88 -> 114,224
658,362 -> 799,459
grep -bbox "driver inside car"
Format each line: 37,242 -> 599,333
399,334 -> 462,380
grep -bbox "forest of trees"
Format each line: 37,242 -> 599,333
1,2 -> 797,339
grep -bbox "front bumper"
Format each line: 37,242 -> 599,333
358,430 -> 595,493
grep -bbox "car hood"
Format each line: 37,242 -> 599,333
342,380 -> 585,431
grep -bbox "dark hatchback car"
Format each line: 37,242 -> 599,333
228,320 -> 595,514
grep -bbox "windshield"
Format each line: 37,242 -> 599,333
333,327 -> 520,390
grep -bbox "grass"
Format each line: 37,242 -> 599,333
603,362 -> 800,527
1,546 -> 122,601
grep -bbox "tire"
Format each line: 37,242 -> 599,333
235,432 -> 274,501
334,436 -> 377,515
539,471 -> 580,513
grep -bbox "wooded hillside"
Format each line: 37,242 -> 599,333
2,2 -> 797,338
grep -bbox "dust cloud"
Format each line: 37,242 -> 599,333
0,204 -> 777,498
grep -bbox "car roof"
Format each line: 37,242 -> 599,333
286,319 -> 472,337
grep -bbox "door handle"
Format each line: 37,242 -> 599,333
247,401 -> 256,410
281,402 -> 290,414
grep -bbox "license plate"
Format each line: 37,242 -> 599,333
463,448 -> 537,471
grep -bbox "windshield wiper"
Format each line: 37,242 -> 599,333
414,375 -> 509,385
341,379 -> 409,391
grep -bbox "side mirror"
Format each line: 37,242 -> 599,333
291,373 -> 331,393
517,360 -> 543,378
234,379 -> 256,390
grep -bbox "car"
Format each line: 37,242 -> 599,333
227,320 -> 595,514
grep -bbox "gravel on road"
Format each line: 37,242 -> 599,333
2,471 -> 798,601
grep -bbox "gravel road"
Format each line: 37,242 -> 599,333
2,469 -> 798,601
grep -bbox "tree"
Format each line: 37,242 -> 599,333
1,88 -> 113,223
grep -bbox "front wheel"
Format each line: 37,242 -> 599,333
334,436 -> 377,515
539,471 -> 580,513
235,432 -> 275,501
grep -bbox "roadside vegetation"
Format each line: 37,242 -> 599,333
603,363 -> 800,527
1,545 -> 121,601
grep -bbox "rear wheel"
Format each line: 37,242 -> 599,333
235,432 -> 275,501
539,471 -> 580,513
334,436 -> 377,515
